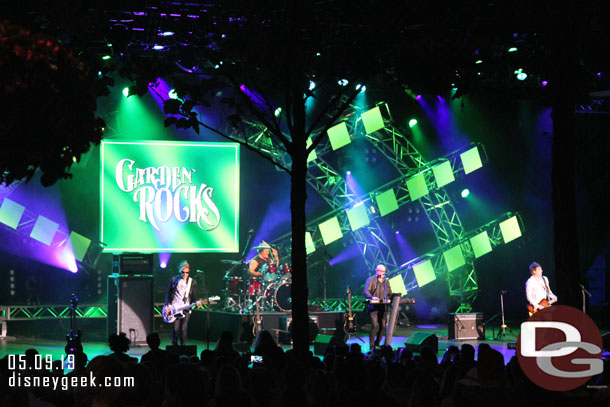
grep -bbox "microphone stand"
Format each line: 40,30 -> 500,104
580,284 -> 592,313
496,290 -> 515,339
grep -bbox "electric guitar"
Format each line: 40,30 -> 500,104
252,297 -> 263,336
527,297 -> 557,316
163,296 -> 220,323
344,286 -> 358,334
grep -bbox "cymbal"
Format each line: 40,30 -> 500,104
220,260 -> 243,265
251,244 -> 272,250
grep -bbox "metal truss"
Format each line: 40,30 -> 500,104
310,297 -> 367,312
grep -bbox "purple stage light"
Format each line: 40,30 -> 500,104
541,80 -> 548,87
416,95 -> 422,101
159,252 -> 171,269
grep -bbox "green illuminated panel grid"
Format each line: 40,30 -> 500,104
406,173 -> 429,201
30,216 -> 59,246
0,198 -> 25,229
470,231 -> 492,258
346,203 -> 370,231
375,189 -> 399,217
361,106 -> 385,134
413,259 -> 436,287
499,216 -> 522,243
443,245 -> 466,272
327,122 -> 351,151
305,232 -> 316,255
432,161 -> 455,188
460,146 -> 483,174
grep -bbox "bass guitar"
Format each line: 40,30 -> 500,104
344,286 -> 358,334
527,297 -> 557,316
163,296 -> 220,323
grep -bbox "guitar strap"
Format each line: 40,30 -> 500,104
185,277 -> 193,303
542,276 -> 551,299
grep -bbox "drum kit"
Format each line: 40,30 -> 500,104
221,244 -> 293,313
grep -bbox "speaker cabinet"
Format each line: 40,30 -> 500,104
279,316 -> 319,344
404,332 -> 438,354
107,275 -> 154,346
448,313 -> 484,340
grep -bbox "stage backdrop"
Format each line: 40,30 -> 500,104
100,140 -> 239,253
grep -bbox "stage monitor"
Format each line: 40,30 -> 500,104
100,140 -> 239,253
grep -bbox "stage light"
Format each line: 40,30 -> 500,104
338,79 -> 349,86
360,106 -> 384,134
475,60 -> 483,64
30,215 -> 59,246
327,122 -> 351,150
318,217 -> 343,245
161,31 -> 175,36
67,231 -> 91,262
408,119 -> 418,128
102,55 -> 112,60
160,262 -> 167,269
416,95 -> 422,101
356,84 -> 366,92
499,215 -> 522,243
443,245 -> 466,272
0,198 -> 25,229
517,72 -> 527,80
461,188 -> 470,198
406,173 -> 429,201
274,107 -> 282,117
460,146 -> 483,174
541,80 -> 548,87
375,189 -> 399,217
309,81 -> 316,91
395,230 -> 400,235
432,161 -> 455,188
470,231 -> 492,258
508,47 -> 518,52
346,170 -> 351,175
413,259 -> 436,287
168,89 -> 179,99
122,87 -> 130,97
346,203 -> 370,232
153,45 -> 166,51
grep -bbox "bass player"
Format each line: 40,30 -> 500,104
525,261 -> 557,315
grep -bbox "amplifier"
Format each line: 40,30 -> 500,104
448,313 -> 484,340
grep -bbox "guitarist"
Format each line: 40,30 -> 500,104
525,262 -> 557,315
364,264 -> 392,351
164,260 -> 202,345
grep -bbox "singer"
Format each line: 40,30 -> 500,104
364,264 -> 393,351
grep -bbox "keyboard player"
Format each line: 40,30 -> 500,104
364,264 -> 393,351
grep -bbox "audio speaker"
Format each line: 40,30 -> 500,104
166,345 -> 197,357
404,332 -> 438,354
448,313 -> 484,340
313,334 -> 334,356
279,316 -> 319,344
107,275 -> 154,346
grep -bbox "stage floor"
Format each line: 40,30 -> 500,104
0,323 -> 524,365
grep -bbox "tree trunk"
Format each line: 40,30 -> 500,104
552,3 -> 580,308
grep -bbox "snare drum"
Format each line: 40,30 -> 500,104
248,278 -> 263,295
262,263 -> 279,282
280,264 -> 292,280
223,277 -> 242,296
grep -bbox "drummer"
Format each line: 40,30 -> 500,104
249,241 -> 279,279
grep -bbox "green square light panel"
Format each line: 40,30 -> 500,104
460,146 -> 483,174
305,231 -> 316,255
306,137 -> 317,163
470,231 -> 492,258
318,216 -> 343,245
389,274 -> 407,295
432,160 -> 455,188
361,106 -> 385,134
327,122 -> 351,151
30,215 -> 59,246
375,189 -> 399,217
346,203 -> 370,231
413,259 -> 436,287
0,198 -> 25,229
100,140 -> 240,253
443,245 -> 466,272
406,173 -> 429,201
499,215 -> 522,244
68,231 -> 91,262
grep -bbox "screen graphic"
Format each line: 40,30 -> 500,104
100,141 -> 239,252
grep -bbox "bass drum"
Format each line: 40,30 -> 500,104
274,282 -> 292,312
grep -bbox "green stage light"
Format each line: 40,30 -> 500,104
508,47 -> 518,52
327,122 -> 351,151
499,215 -> 522,243
102,55 -> 112,60
30,215 -> 59,246
388,274 -> 407,295
517,72 -> 527,80
338,79 -> 348,86
305,232 -> 316,255
361,106 -> 384,134
460,146 -> 483,174
443,245 -> 466,272
346,203 -> 370,231
470,231 -> 492,258
475,60 -> 483,64
274,107 -> 282,117
432,161 -> 455,188
406,173 -> 429,201
306,137 -> 317,162
413,259 -> 436,287
168,89 -> 179,99
66,231 -> 91,262
122,87 -> 130,97
375,189 -> 399,217
309,81 -> 316,91
408,119 -> 418,128
0,198 -> 25,229
318,217 -> 343,245
461,189 -> 470,198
